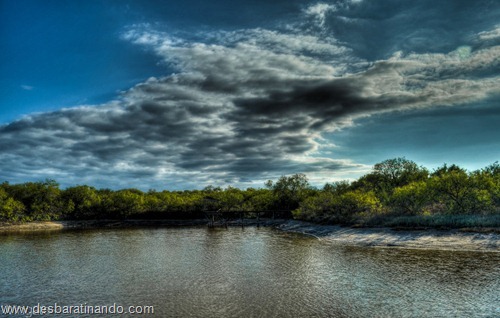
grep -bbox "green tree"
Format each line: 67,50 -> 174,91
0,188 -> 25,222
373,157 -> 429,186
335,190 -> 382,221
266,173 -> 311,211
469,164 -> 498,213
323,181 -> 351,195
108,189 -> 145,218
293,191 -> 336,222
212,186 -> 245,212
6,179 -> 64,220
354,158 -> 428,203
62,185 -> 101,219
430,165 -> 490,214
144,190 -> 164,213
476,162 -> 500,209
243,188 -> 274,211
295,190 -> 381,223
391,181 -> 431,215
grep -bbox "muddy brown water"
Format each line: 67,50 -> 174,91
1,227 -> 498,317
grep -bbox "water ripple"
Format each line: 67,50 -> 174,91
0,228 -> 498,317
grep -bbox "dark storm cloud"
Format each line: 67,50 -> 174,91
320,0 -> 500,59
1,1 -> 499,189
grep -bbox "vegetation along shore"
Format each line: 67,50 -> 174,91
1,158 -> 499,238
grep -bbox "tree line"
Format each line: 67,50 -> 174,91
1,158 -> 499,227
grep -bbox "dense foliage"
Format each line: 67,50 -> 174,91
294,158 -> 499,227
1,158 -> 499,227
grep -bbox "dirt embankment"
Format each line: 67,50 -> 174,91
0,221 -> 65,232
276,220 -> 500,252
0,220 -> 207,233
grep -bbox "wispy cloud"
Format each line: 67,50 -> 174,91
304,3 -> 337,28
20,85 -> 34,91
477,25 -> 500,41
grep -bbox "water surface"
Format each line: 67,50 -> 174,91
0,227 -> 499,317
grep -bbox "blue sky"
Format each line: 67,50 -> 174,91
1,0 -> 499,189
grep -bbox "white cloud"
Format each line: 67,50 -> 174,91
1,11 -> 499,189
21,85 -> 34,91
304,3 -> 337,28
478,25 -> 500,41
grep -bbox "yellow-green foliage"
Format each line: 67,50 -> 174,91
0,188 -> 25,222
295,190 -> 381,223
0,159 -> 498,226
392,181 -> 430,215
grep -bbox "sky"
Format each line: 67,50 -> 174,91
0,0 -> 499,190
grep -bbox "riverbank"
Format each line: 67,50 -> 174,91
0,219 -> 208,233
277,220 -> 500,252
1,219 -> 499,252
0,219 -> 286,233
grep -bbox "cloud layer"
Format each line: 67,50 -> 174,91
1,2 -> 499,189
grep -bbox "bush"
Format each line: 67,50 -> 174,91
430,167 -> 492,214
391,181 -> 431,215
295,190 -> 382,224
0,188 -> 25,222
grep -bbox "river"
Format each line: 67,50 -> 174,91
1,227 -> 499,317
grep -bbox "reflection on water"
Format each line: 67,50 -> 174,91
0,228 -> 499,317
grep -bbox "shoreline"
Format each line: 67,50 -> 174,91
276,220 -> 500,252
1,219 -> 498,252
0,219 -> 209,232
0,219 -> 284,232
